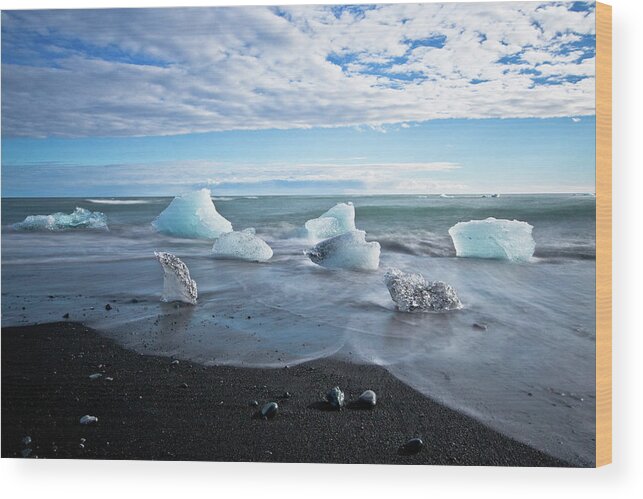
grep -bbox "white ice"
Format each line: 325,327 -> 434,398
152,189 -> 232,240
448,217 -> 535,262
305,230 -> 380,271
304,202 -> 356,240
12,207 -> 108,231
154,251 -> 198,305
212,228 -> 273,262
384,268 -> 462,312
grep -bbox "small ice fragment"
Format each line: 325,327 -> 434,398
326,386 -> 345,409
304,202 -> 356,240
105,377 -> 114,381
80,415 -> 98,425
384,268 -> 462,312
22,436 -> 32,446
12,207 -> 108,231
260,402 -> 278,419
152,189 -> 233,240
154,252 -> 198,305
448,217 -> 535,262
88,373 -> 102,380
305,230 -> 380,271
212,228 -> 273,262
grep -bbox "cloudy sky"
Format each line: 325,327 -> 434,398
1,2 -> 596,196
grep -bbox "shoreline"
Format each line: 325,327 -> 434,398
2,321 -> 573,466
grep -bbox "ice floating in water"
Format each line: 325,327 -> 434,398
384,268 -> 462,312
79,415 -> 98,425
12,207 -> 108,231
154,251 -> 198,305
152,189 -> 232,240
304,202 -> 356,240
448,217 -> 535,262
305,230 -> 380,271
212,228 -> 273,262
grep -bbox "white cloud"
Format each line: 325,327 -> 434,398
1,2 -> 596,138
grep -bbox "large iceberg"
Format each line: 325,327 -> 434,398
384,268 -> 462,312
154,251 -> 198,305
448,217 -> 535,262
304,202 -> 356,240
152,189 -> 233,240
212,228 -> 273,262
305,230 -> 380,271
12,207 -> 108,231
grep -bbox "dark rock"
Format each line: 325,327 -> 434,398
472,323 -> 488,331
63,313 -> 70,319
105,304 -> 112,311
401,437 -> 424,455
249,400 -> 259,407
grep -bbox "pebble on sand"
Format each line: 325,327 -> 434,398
402,437 -> 424,454
79,415 -> 98,425
326,386 -> 345,410
472,323 -> 488,331
105,304 -> 112,311
358,390 -> 377,407
260,402 -> 278,419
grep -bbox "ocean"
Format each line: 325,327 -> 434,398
1,193 -> 596,465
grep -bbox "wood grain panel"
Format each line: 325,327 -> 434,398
596,1 -> 612,468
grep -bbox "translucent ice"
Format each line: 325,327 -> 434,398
154,251 -> 198,305
304,202 -> 356,240
384,268 -> 462,312
448,217 -> 535,262
152,189 -> 232,240
12,207 -> 108,231
212,228 -> 273,262
305,230 -> 380,271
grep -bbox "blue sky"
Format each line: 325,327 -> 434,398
1,2 -> 597,196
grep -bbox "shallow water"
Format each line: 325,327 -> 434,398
1,194 -> 596,465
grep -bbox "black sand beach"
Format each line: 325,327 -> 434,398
2,322 -> 570,466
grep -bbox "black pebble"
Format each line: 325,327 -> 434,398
105,304 -> 112,311
402,437 -> 424,455
63,313 -> 70,319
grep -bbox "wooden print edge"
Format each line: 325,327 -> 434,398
596,1 -> 612,468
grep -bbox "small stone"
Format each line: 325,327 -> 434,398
260,402 -> 278,419
79,415 -> 98,425
358,390 -> 377,407
105,304 -> 112,311
88,373 -> 102,380
326,386 -> 345,409
472,323 -> 488,331
282,391 -> 291,399
63,313 -> 70,319
22,436 -> 32,446
180,382 -> 189,389
79,443 -> 85,449
249,400 -> 259,407
171,359 -> 180,365
105,377 -> 114,382
80,438 -> 86,443
402,437 -> 424,454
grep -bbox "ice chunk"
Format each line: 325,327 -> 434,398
305,230 -> 380,271
448,217 -> 535,262
384,268 -> 463,312
212,228 -> 273,262
152,189 -> 232,240
154,251 -> 198,305
12,207 -> 108,231
304,202 -> 356,240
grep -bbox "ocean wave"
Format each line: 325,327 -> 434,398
85,199 -> 152,205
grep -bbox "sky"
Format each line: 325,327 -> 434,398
1,2 -> 597,196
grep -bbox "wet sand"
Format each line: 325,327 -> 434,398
2,322 -> 570,466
